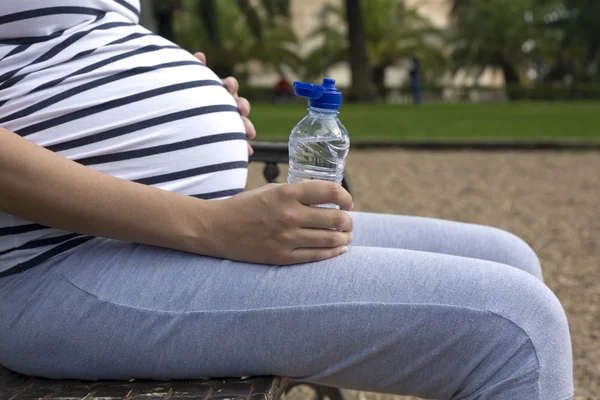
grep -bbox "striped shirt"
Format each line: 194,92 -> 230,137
0,0 -> 248,276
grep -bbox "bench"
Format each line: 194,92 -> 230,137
0,367 -> 288,400
0,364 -> 351,400
0,141 -> 351,400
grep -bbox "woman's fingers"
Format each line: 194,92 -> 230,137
192,54 -> 241,99
299,207 -> 354,231
222,76 -> 239,97
295,180 -> 354,211
243,117 -> 256,140
236,96 -> 250,116
224,80 -> 254,141
290,228 -> 353,248
192,55 -> 240,99
194,52 -> 206,65
190,53 -> 255,153
288,246 -> 349,264
213,183 -> 353,265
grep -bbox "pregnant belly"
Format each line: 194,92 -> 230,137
1,23 -> 248,200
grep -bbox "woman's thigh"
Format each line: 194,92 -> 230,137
350,212 -> 542,278
0,237 -> 571,400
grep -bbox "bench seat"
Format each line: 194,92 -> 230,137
0,365 -> 289,400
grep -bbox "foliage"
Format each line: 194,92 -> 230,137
172,0 -> 300,80
449,0 -> 599,85
304,0 -> 446,96
151,0 -> 600,99
535,0 -> 600,81
449,0 -> 549,84
361,0 -> 446,74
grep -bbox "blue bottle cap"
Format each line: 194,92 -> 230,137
293,78 -> 342,110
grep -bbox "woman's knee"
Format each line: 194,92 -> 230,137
488,267 -> 569,346
477,225 -> 543,279
480,271 -> 572,399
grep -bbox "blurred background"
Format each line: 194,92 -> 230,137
140,1 -> 598,399
138,0 -> 600,142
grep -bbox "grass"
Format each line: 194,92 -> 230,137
249,102 -> 600,141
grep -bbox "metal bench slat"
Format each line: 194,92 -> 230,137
0,365 -> 288,400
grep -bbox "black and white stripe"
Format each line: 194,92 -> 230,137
0,20 -> 137,89
0,0 -> 248,275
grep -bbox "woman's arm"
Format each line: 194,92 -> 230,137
0,127 -> 214,255
0,128 -> 353,265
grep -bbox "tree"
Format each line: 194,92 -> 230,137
450,0 -> 600,90
139,0 -> 158,32
536,0 -> 600,82
151,0 -> 181,42
449,0 -> 542,86
447,0 -> 586,88
345,0 -> 377,102
305,0 -> 445,97
362,0 -> 445,96
172,0 -> 301,82
197,0 -> 233,77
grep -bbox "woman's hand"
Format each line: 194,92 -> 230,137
194,52 -> 256,156
203,180 -> 354,265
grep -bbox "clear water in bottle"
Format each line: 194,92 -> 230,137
288,136 -> 349,184
288,111 -> 350,209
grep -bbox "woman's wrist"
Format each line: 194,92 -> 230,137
170,193 -> 223,257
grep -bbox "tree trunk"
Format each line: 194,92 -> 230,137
198,0 -> 234,78
199,0 -> 220,45
499,58 -> 520,101
210,65 -> 235,79
236,0 -> 263,41
371,64 -> 387,99
153,1 -> 176,43
345,0 -> 376,102
139,0 -> 158,32
153,0 -> 180,43
499,58 -> 520,85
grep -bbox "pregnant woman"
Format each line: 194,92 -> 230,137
0,1 -> 573,399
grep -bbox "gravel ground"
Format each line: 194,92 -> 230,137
247,150 -> 599,400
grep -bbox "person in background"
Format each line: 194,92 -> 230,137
273,75 -> 294,103
409,53 -> 422,105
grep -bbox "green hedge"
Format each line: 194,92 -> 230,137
239,83 -> 600,102
506,84 -> 600,101
238,86 -> 292,103
238,85 -> 446,103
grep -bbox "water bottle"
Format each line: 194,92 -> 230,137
287,78 -> 350,209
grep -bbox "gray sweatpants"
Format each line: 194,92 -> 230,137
0,212 -> 573,400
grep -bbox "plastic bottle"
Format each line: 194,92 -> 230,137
287,78 -> 350,209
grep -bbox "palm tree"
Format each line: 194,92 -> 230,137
362,0 -> 446,96
536,0 -> 600,82
197,0 -> 229,76
305,0 -> 445,97
564,0 -> 600,77
451,0 -> 600,87
449,0 -> 548,86
151,0 -> 181,43
172,0 -> 301,81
